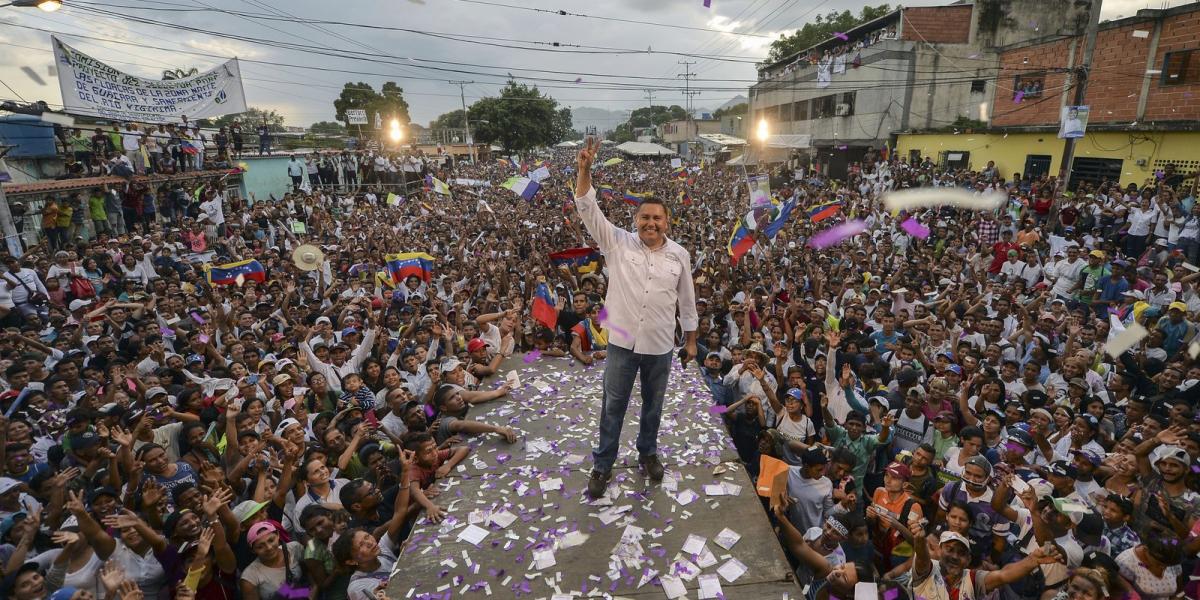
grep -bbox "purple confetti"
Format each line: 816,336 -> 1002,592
708,405 -> 729,415
703,0 -> 711,7
833,32 -> 849,41
597,307 -> 630,340
190,311 -> 206,324
160,326 -> 174,336
884,589 -> 901,600
900,217 -> 930,239
524,349 -> 541,363
809,219 -> 868,250
835,144 -> 848,150
574,77 -> 583,84
1014,91 -> 1025,104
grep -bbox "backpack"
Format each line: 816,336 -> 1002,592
69,276 -> 95,300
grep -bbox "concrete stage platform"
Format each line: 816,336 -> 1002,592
387,355 -> 799,599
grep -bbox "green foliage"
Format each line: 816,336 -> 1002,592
627,105 -> 687,129
467,81 -> 571,152
201,107 -> 286,132
429,109 -> 468,131
712,103 -> 748,119
766,4 -> 892,64
333,82 -> 411,129
611,122 -> 636,143
309,121 -> 347,136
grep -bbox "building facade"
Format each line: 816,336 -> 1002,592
899,3 -> 1200,188
749,0 -> 1096,178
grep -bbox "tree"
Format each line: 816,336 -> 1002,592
201,107 -> 285,132
429,109 -> 467,132
766,4 -> 892,64
333,82 -> 411,131
712,103 -> 748,119
626,105 -> 687,129
310,121 -> 347,136
467,81 -> 571,153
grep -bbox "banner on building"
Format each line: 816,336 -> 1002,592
1058,105 -> 1089,139
52,37 -> 246,122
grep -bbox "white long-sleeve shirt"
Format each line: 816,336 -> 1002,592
573,186 -> 698,355
300,328 -> 377,393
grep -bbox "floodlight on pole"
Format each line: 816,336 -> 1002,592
756,118 -> 769,143
2,0 -> 63,12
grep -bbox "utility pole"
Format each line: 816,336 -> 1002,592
449,80 -> 474,164
1059,0 -> 1104,192
678,60 -> 700,159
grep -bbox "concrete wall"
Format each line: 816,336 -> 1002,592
970,0 -> 1094,48
907,45 -> 1000,131
750,40 -> 916,144
896,130 -> 1200,188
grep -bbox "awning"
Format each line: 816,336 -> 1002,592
615,141 -> 676,156
764,134 -> 812,149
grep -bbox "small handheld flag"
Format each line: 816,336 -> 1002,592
531,282 -> 558,330
549,247 -> 602,273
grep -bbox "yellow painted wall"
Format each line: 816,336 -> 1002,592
895,131 -> 1200,188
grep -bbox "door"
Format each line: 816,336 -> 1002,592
1069,157 -> 1124,191
1024,154 -> 1052,179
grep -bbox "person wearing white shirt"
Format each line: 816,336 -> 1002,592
1125,197 -> 1158,257
573,138 -> 699,499
1046,246 -> 1086,300
998,250 -> 1026,285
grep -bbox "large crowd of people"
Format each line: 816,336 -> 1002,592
0,122 -> 1198,600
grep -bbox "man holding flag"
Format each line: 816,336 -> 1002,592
573,137 -> 699,499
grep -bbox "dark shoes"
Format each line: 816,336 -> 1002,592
639,454 -> 665,482
587,469 -> 612,499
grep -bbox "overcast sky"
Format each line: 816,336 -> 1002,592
0,0 -> 1191,127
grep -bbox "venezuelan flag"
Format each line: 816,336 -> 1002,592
808,201 -> 842,222
671,167 -> 687,180
623,191 -> 649,206
207,259 -> 266,286
678,190 -> 693,206
385,252 -> 435,284
728,222 -> 756,265
571,318 -> 608,351
550,247 -> 601,273
597,186 -> 616,199
531,282 -> 558,330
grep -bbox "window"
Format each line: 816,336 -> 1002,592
840,91 -> 856,116
943,150 -> 970,170
1012,73 -> 1045,100
779,103 -> 793,122
814,95 -> 837,119
1162,49 -> 1199,85
971,79 -> 987,93
793,100 -> 809,121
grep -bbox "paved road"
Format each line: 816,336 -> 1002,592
387,353 -> 798,599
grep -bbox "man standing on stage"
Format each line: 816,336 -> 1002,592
573,137 -> 699,499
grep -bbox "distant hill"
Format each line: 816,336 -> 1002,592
570,95 -> 748,133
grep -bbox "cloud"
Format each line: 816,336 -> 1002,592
183,38 -> 262,60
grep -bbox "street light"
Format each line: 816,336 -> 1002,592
756,118 -> 769,143
1,0 -> 63,11
389,118 -> 403,143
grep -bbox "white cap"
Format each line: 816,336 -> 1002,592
0,477 -> 22,495
68,299 -> 93,311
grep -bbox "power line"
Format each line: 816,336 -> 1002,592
67,0 -> 765,63
451,0 -> 774,38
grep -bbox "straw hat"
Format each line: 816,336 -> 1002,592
292,244 -> 324,271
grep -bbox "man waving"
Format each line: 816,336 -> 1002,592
573,137 -> 699,499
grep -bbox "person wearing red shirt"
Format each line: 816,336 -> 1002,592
989,230 -> 1019,275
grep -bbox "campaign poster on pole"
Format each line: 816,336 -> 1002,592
52,37 -> 247,122
346,110 -> 368,125
1058,105 -> 1089,139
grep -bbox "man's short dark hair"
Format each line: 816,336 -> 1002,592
635,196 -> 671,219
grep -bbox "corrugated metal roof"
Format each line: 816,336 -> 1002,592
1,169 -> 242,196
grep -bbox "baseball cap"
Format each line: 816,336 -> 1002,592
1048,460 -> 1078,478
271,373 -> 292,386
273,418 -> 301,437
145,386 -> 169,399
934,410 -> 955,422
786,388 -> 806,402
1151,444 -> 1190,469
964,455 -> 992,475
1169,301 -> 1188,313
440,357 -> 463,374
939,531 -> 972,549
231,499 -> 270,523
1070,448 -> 1103,466
467,338 -> 486,352
946,364 -> 963,375
0,477 -> 22,495
1088,250 -> 1105,259
885,462 -> 911,480
1006,427 -> 1035,450
68,299 -> 92,311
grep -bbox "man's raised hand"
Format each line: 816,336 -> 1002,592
575,136 -> 599,195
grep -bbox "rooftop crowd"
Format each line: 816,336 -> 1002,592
0,125 -> 1198,600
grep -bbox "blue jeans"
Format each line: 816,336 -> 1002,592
592,344 -> 673,473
